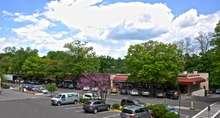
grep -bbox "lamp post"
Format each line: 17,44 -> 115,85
0,76 -> 1,94
177,82 -> 181,118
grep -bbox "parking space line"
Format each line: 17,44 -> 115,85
74,110 -> 84,112
102,114 -> 120,118
211,110 -> 220,118
59,104 -> 82,108
64,106 -> 82,110
192,103 -> 216,118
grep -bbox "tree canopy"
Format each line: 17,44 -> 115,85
125,41 -> 184,86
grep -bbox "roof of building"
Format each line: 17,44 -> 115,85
113,74 -> 128,82
177,75 -> 206,85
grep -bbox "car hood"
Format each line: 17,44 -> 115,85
51,98 -> 59,101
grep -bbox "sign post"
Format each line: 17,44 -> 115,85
0,76 -> 1,94
208,105 -> 211,118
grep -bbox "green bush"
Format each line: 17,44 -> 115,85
80,97 -> 88,103
1,83 -> 10,89
112,103 -> 120,110
163,112 -> 178,118
147,104 -> 168,118
46,83 -> 57,96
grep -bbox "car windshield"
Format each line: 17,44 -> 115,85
122,109 -> 133,114
55,94 -> 62,98
134,100 -> 142,104
85,101 -> 92,105
85,95 -> 92,97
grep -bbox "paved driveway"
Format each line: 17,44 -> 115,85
0,89 -> 41,101
0,98 -> 120,118
0,88 -> 213,118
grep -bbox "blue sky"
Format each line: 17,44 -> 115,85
0,0 -> 220,58
1,0 -> 220,15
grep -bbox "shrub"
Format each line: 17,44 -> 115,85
46,83 -> 57,96
1,83 -> 10,89
163,112 -> 178,118
79,97 -> 88,103
147,104 -> 168,118
112,103 -> 120,110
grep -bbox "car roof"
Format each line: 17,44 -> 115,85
60,92 -> 78,95
123,105 -> 144,110
122,98 -> 139,101
87,100 -> 103,103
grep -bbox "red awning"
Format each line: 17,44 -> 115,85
178,76 -> 205,85
113,75 -> 128,82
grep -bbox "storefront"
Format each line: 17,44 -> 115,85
177,72 -> 208,95
110,74 -> 128,92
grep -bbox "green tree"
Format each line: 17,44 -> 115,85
125,41 -> 184,87
98,56 -> 127,73
0,47 -> 38,74
11,47 -> 38,74
46,83 -> 57,96
211,20 -> 220,88
22,56 -> 47,78
63,40 -> 100,76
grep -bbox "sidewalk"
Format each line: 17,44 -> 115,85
192,102 -> 220,118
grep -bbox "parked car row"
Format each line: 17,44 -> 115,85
83,86 -> 99,92
120,88 -> 179,99
51,91 -> 179,118
20,84 -> 48,94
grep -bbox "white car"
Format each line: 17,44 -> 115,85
130,89 -> 139,96
216,89 -> 220,94
91,87 -> 99,92
39,88 -> 49,94
83,86 -> 90,91
141,90 -> 150,96
82,93 -> 101,100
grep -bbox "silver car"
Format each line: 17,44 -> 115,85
120,105 -> 151,118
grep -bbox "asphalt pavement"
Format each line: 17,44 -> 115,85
0,88 -> 215,118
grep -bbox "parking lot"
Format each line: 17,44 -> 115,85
0,88 -> 212,118
0,97 -> 121,118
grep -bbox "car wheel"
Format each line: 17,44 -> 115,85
93,109 -> 98,114
57,102 -> 61,106
74,100 -> 78,104
107,106 -> 110,111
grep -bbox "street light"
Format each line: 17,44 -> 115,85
177,82 -> 181,118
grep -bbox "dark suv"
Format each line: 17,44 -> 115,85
121,99 -> 144,107
83,100 -> 110,114
166,90 -> 179,99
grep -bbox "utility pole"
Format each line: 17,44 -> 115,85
177,82 -> 181,118
0,76 -> 2,94
208,105 -> 211,118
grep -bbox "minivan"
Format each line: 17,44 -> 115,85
51,92 -> 80,106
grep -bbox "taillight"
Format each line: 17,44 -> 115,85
130,114 -> 135,118
174,92 -> 178,95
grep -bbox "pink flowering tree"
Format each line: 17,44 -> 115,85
79,73 -> 110,100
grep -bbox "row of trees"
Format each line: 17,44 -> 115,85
0,20 -> 220,89
0,40 -> 126,81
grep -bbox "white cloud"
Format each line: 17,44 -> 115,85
1,0 -> 220,58
44,0 -> 173,40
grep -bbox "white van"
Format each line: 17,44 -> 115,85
82,92 -> 101,100
51,92 -> 80,106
